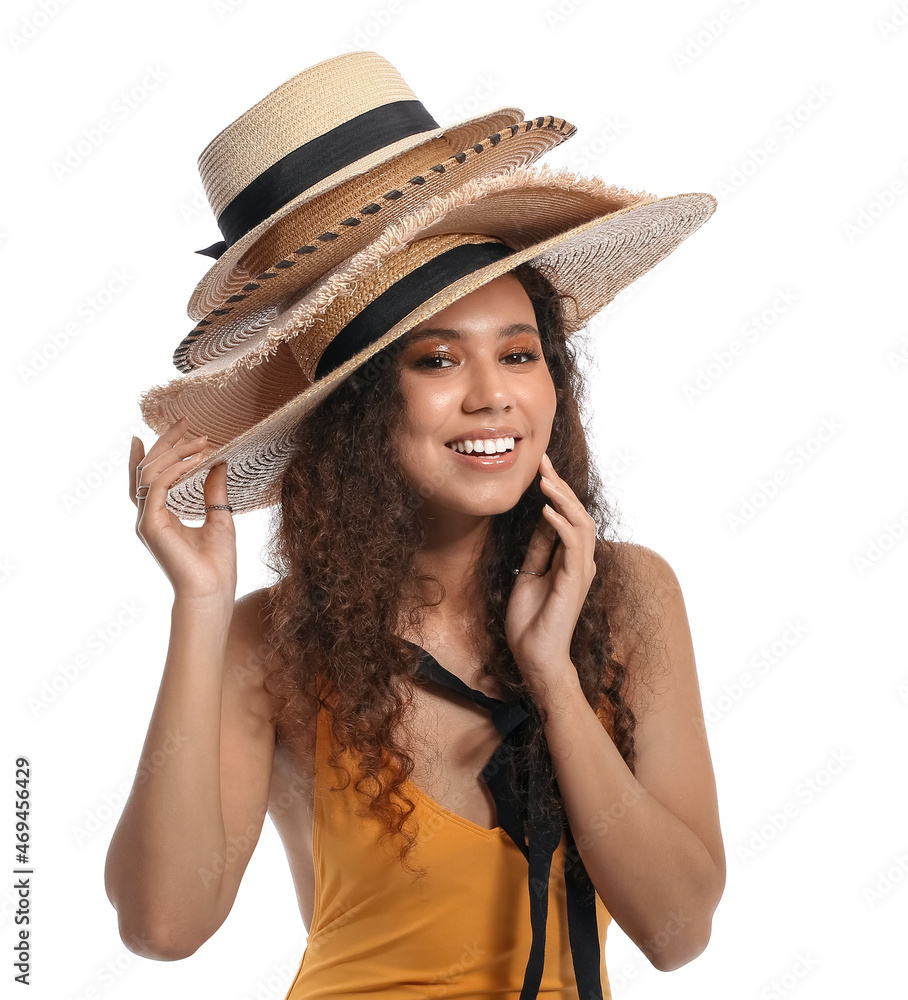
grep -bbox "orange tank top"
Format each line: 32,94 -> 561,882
284,657 -> 613,1000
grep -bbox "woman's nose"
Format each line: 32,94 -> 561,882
461,357 -> 514,411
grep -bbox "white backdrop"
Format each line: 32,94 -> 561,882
5,0 -> 907,997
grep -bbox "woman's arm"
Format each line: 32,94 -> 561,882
104,588 -> 278,961
528,542 -> 726,971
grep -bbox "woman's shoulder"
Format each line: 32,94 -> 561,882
229,586 -> 277,650
596,540 -> 688,696
601,539 -> 681,591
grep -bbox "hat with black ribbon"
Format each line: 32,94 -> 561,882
181,50 -> 576,370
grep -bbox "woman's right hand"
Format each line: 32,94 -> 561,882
129,416 -> 237,603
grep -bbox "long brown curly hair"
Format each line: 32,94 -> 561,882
260,261 -> 664,896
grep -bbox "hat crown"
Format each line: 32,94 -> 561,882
197,52 -> 430,222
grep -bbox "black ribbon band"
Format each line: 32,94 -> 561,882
313,241 -> 515,381
408,641 -> 603,1000
206,99 -> 441,257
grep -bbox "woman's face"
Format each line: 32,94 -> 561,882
393,272 -> 557,520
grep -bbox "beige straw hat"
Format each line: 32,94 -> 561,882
179,50 -> 576,372
140,164 -> 716,520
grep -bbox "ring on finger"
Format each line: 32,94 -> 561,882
135,485 -> 151,500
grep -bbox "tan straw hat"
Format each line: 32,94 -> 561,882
180,50 -> 576,370
140,164 -> 717,520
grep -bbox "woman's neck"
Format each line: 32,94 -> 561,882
410,511 -> 491,623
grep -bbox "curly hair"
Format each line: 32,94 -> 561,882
260,261 -> 664,894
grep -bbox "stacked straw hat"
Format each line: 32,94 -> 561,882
139,51 -> 717,520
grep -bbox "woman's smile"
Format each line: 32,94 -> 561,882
444,433 -> 521,470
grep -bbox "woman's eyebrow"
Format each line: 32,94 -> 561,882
403,322 -> 540,346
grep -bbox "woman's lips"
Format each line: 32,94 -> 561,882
444,438 -> 520,470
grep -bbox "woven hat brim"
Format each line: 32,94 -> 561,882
186,105 -> 548,324
148,162 -> 692,412
141,170 -> 716,520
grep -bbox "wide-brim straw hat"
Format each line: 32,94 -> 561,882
180,50 -> 575,369
139,164 -> 716,520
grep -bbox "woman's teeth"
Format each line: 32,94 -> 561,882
446,437 -> 516,454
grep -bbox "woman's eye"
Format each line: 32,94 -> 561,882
411,348 -> 542,369
413,353 -> 454,369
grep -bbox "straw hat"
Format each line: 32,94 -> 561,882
179,50 -> 576,371
140,163 -> 716,520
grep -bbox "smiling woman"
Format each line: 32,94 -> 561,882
107,50 -> 723,1000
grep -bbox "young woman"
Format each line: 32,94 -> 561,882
106,254 -> 725,998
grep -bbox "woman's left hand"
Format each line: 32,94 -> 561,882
505,452 -> 598,693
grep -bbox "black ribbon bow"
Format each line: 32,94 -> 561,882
406,640 -> 602,999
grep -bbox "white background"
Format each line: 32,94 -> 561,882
5,0 -> 908,998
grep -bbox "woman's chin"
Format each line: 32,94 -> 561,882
415,491 -> 529,521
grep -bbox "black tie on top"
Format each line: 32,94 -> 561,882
404,639 -> 603,1000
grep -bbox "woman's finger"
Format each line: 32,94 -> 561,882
538,470 -> 596,579
540,503 -> 586,578
129,436 -> 146,509
139,442 -> 210,518
201,462 -> 234,525
518,510 -> 558,577
140,416 -> 190,468
134,417 -> 197,506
